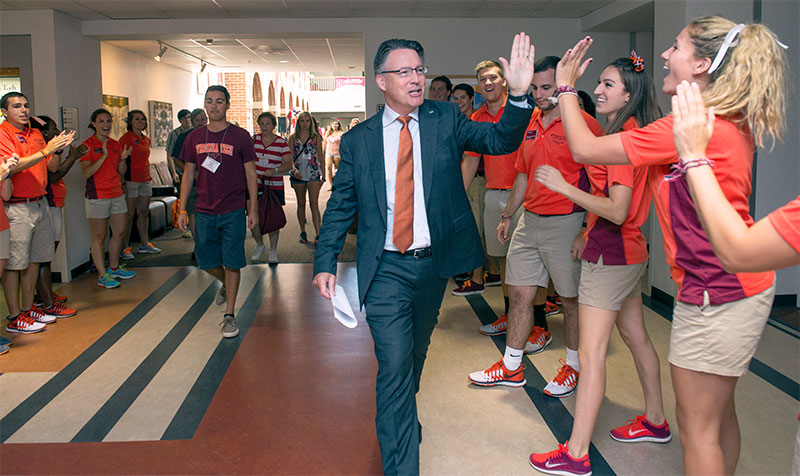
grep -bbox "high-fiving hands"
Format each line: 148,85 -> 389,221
556,36 -> 594,88
500,32 -> 536,97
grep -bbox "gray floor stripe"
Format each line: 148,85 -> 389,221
161,272 -> 268,440
71,282 -> 218,442
0,267 -> 193,443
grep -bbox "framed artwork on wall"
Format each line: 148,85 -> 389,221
148,100 -> 173,147
102,94 -> 129,140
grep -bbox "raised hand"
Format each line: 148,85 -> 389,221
672,81 -> 714,160
121,145 -> 133,160
534,165 -> 568,194
101,140 -> 109,158
556,36 -> 594,88
45,130 -> 76,155
499,32 -> 535,96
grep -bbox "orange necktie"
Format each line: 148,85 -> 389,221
393,115 -> 413,253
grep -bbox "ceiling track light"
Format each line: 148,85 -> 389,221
154,40 -> 216,72
154,42 -> 168,62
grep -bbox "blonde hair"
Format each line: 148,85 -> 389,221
687,16 -> 789,149
474,60 -> 504,81
290,111 -> 321,143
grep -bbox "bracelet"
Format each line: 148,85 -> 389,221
500,214 -> 512,220
676,157 -> 715,174
507,93 -> 528,102
179,210 -> 187,215
555,85 -> 578,97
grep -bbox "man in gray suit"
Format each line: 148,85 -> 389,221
313,33 -> 535,475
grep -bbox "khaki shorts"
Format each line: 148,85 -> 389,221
86,194 -> 128,219
669,282 -> 776,377
579,257 -> 646,311
0,228 -> 9,260
50,206 -> 63,242
505,210 -> 584,297
5,200 -> 55,270
484,189 -> 521,257
126,181 -> 153,198
467,176 -> 486,240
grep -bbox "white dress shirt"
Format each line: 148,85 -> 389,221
381,104 -> 431,251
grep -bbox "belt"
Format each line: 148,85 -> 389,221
386,247 -> 432,259
6,195 -> 45,204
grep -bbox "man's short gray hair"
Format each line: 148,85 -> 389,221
373,39 -> 425,74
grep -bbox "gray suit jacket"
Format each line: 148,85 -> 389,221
314,99 -> 532,306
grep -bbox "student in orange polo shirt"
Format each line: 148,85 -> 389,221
0,92 -> 76,335
29,116 -> 86,312
0,153 -> 17,354
459,60 -> 520,307
553,18 -> 788,474
81,108 -> 134,289
119,109 -> 161,258
469,56 -> 605,399
529,55 -> 669,476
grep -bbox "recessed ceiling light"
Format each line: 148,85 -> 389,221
279,60 -> 289,64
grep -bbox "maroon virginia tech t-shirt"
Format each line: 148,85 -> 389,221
181,124 -> 256,215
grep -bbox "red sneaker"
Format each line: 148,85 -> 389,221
529,441 -> 591,476
609,414 -> 672,443
42,303 -> 78,319
545,300 -> 560,316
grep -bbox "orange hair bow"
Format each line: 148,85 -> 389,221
629,50 -> 644,72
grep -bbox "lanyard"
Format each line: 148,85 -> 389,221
203,124 -> 230,160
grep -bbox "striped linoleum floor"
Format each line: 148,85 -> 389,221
0,263 -> 797,475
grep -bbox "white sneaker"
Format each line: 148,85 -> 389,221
268,249 -> 278,264
251,244 -> 266,261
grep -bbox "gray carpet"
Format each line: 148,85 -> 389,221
126,181 -> 357,267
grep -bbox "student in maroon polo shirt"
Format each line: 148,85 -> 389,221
178,85 -> 259,339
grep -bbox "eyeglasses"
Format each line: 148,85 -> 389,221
379,66 -> 428,78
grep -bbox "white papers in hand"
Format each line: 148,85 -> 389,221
331,284 -> 357,328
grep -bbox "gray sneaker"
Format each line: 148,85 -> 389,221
221,314 -> 239,338
216,284 -> 226,305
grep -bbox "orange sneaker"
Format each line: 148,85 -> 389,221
544,359 -> 579,398
525,326 -> 552,354
545,300 -> 560,316
468,359 -> 526,387
479,314 -> 508,336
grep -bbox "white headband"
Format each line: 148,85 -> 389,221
708,23 -> 790,74
708,24 -> 745,74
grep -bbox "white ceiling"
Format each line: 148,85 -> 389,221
0,0 -> 616,73
105,35 -> 366,74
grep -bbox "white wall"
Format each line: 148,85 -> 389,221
760,0 -> 800,299
0,35 -> 35,105
100,42 -> 203,164
0,10 -> 103,279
